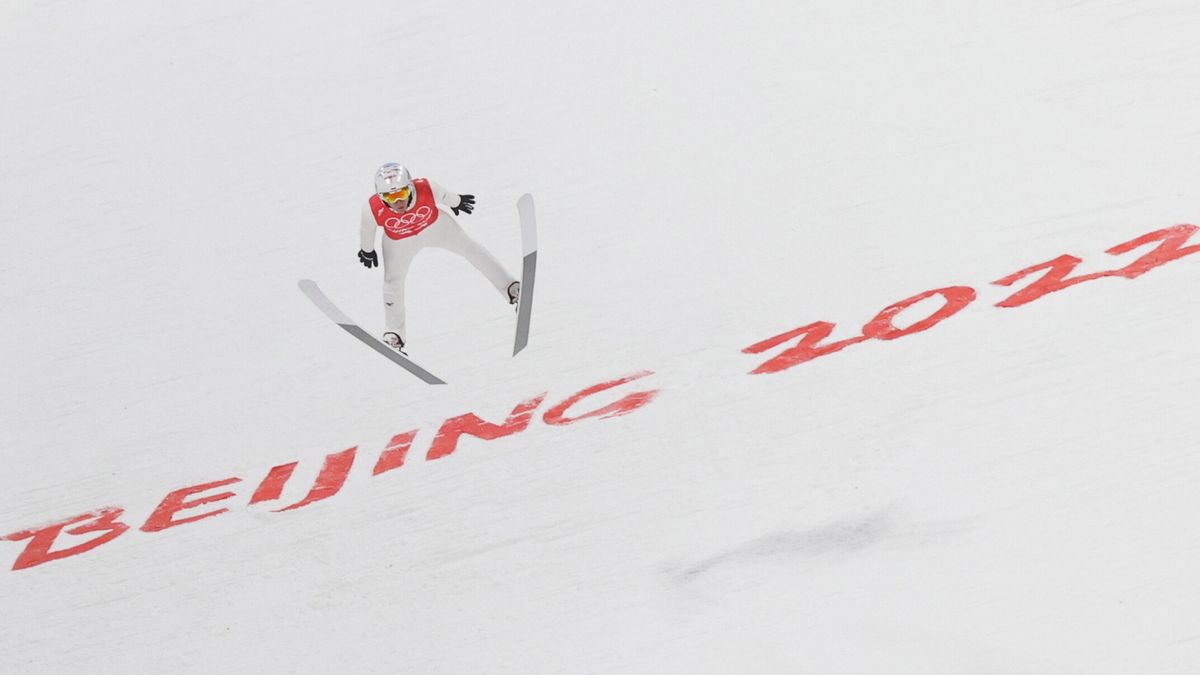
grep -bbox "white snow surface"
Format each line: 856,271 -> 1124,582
4,1 -> 1200,672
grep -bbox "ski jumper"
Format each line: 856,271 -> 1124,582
360,179 -> 516,342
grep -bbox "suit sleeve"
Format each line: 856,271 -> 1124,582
360,202 -> 378,252
427,180 -> 463,210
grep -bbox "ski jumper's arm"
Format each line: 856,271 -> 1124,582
360,201 -> 379,252
427,180 -> 465,210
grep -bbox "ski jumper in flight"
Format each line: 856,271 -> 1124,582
358,163 -> 519,352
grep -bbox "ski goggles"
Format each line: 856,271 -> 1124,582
380,185 -> 412,205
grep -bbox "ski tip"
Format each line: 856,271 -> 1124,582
298,279 -> 316,290
517,193 -> 533,207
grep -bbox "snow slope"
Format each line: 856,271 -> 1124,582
3,1 -> 1200,672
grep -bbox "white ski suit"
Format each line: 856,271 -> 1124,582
360,179 -> 516,343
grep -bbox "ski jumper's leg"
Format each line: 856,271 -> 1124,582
427,212 -> 517,298
380,234 -> 423,341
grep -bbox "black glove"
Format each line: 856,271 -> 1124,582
452,194 -> 475,216
358,249 -> 378,268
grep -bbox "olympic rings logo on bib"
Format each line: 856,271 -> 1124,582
383,205 -> 436,238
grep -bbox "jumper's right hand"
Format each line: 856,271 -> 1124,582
452,194 -> 475,216
358,249 -> 378,268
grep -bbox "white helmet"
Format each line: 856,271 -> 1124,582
375,163 -> 415,210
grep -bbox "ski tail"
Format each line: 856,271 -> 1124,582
298,279 -> 447,384
513,193 -> 537,356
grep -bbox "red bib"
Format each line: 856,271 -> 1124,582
369,178 -> 440,240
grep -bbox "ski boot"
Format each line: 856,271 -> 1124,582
382,331 -> 407,355
508,281 -> 520,312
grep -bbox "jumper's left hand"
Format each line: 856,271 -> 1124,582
452,194 -> 475,216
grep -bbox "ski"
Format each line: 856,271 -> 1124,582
298,279 -> 446,385
513,193 -> 538,356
